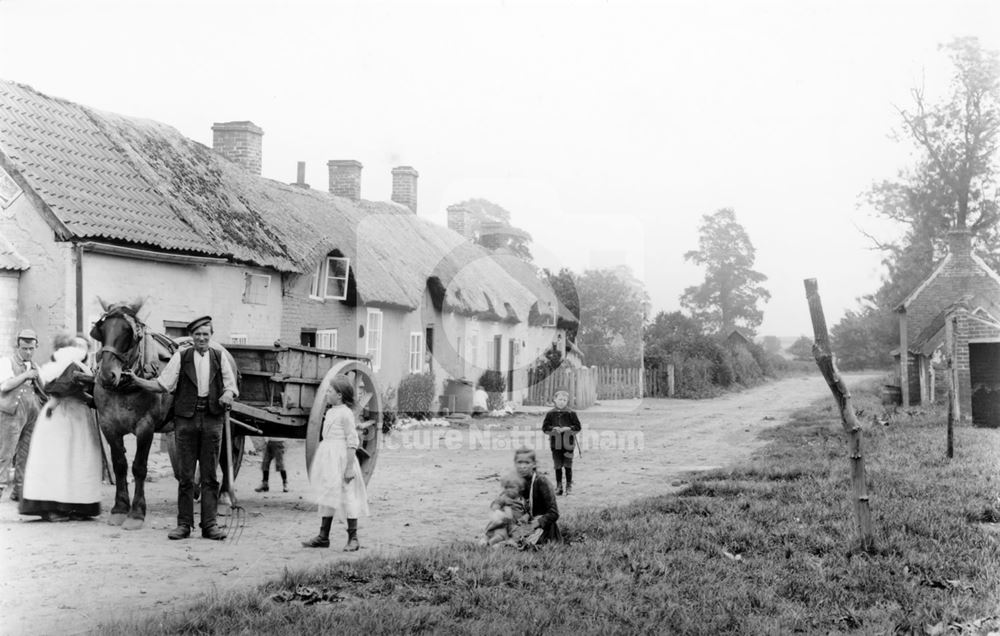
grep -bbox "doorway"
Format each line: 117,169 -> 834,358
969,342 -> 1000,428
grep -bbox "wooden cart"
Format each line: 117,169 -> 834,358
168,344 -> 383,485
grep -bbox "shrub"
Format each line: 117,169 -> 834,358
397,373 -> 436,420
478,370 -> 506,411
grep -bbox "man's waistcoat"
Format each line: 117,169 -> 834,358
0,357 -> 41,416
173,348 -> 224,418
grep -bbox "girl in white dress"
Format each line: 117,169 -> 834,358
19,334 -> 102,522
302,376 -> 369,550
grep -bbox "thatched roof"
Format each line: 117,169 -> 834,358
0,79 -> 563,321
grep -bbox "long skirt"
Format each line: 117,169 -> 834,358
310,437 -> 368,520
19,396 -> 102,518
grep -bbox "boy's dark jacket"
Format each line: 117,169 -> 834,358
542,408 -> 581,451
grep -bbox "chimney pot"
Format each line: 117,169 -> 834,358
391,165 -> 419,213
291,161 -> 309,188
211,121 -> 264,175
328,160 -> 363,201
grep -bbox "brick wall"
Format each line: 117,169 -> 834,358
0,193 -> 72,360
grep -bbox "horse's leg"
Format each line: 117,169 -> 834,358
122,419 -> 154,531
106,434 -> 131,526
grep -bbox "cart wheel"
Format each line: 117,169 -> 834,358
307,360 -> 383,485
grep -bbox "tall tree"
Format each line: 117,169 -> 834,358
544,267 -> 580,341
576,266 -> 650,367
681,208 -> 771,336
866,37 -> 1000,276
899,37 -> 1000,235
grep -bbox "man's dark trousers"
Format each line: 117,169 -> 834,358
175,405 -> 223,531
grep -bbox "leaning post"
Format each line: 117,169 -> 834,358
804,278 -> 876,552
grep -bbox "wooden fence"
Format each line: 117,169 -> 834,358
596,366 -> 644,400
525,365 -> 598,409
644,364 -> 675,397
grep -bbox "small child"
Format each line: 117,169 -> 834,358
482,472 -> 529,546
541,390 -> 581,495
254,438 -> 288,493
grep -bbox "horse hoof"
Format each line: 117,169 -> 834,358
108,513 -> 128,526
122,518 -> 144,531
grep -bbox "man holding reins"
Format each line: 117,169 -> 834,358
129,316 -> 238,540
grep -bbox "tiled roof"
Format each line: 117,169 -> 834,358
0,232 -> 28,270
0,79 -> 559,319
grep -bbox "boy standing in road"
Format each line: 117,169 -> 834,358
541,390 -> 581,495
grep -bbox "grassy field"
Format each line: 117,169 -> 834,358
102,382 -> 1000,635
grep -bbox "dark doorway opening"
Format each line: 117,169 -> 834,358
969,342 -> 1000,428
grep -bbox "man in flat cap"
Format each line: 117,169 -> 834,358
130,316 -> 238,540
0,329 -> 45,501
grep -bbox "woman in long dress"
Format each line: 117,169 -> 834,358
302,375 -> 369,550
18,334 -> 102,522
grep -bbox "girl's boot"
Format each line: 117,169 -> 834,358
303,516 -> 332,548
345,518 -> 360,551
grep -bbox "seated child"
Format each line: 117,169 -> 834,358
483,472 -> 529,546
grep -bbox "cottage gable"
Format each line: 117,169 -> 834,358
896,230 -> 1000,340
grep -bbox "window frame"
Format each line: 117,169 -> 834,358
309,255 -> 351,301
243,272 -> 271,305
316,328 -> 338,351
408,332 -> 423,374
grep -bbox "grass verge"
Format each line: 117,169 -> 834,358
101,381 -> 1000,635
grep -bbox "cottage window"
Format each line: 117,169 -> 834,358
163,320 -> 188,340
309,256 -> 350,301
469,331 -> 479,369
366,309 -> 383,371
317,328 -> 338,351
231,334 -> 248,345
243,273 -> 271,305
324,257 -> 350,300
409,332 -> 423,374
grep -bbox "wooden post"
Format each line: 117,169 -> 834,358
899,312 -> 909,408
945,314 -> 956,459
804,278 -> 875,552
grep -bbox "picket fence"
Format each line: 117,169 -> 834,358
525,365 -> 598,409
596,366 -> 644,400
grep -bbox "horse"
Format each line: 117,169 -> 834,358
91,300 -> 177,530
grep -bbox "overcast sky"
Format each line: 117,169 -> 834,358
2,0 -> 998,338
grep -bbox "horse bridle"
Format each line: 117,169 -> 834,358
93,308 -> 146,376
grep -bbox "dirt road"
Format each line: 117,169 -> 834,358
0,373 -> 877,635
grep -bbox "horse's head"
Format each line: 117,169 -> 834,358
91,300 -> 144,389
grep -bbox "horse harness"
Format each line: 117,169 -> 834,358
92,306 -> 176,381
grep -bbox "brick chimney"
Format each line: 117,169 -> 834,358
211,121 -> 264,175
447,204 -> 475,239
947,228 -> 973,261
291,162 -> 310,188
327,160 -> 363,201
391,166 -> 419,213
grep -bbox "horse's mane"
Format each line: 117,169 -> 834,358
103,300 -> 144,321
